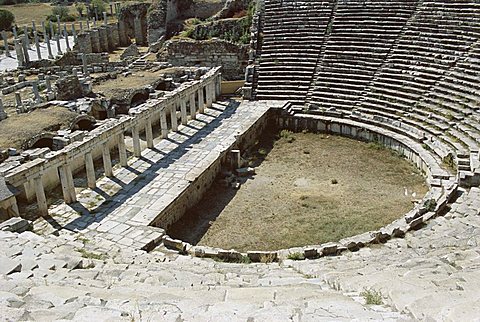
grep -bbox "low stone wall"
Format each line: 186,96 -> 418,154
157,39 -> 248,80
159,109 -> 458,262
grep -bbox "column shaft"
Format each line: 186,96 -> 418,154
180,99 -> 188,125
85,152 -> 96,189
170,104 -> 178,132
34,176 -> 48,216
132,126 -> 142,157
189,92 -> 196,120
160,110 -> 168,138
102,144 -> 113,177
118,132 -> 128,167
145,119 -> 154,148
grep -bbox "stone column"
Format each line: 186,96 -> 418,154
45,75 -> 52,93
109,4 -> 113,16
23,26 -> 31,49
79,21 -> 84,31
41,21 -> 46,40
180,98 -> 188,125
103,12 -> 108,26
14,39 -> 24,67
64,24 -> 70,51
12,26 -> 17,38
86,19 -> 90,30
98,27 -> 108,52
102,143 -> 113,177
82,53 -> 89,75
189,92 -> 196,120
33,31 -> 41,60
118,21 -> 128,46
132,125 -> 141,157
90,30 -> 100,53
0,97 -> 7,120
85,152 -> 96,189
118,132 -> 128,167
32,82 -> 41,104
49,22 -> 54,38
216,75 -> 222,98
206,83 -> 213,108
160,110 -> 168,138
34,176 -> 48,216
58,164 -> 76,204
72,24 -> 77,43
170,104 -> 178,132
56,34 -> 62,55
56,15 -> 61,36
198,86 -> 205,113
2,31 -> 10,57
134,15 -> 143,45
15,92 -> 23,112
22,37 -> 30,64
145,119 -> 154,149
45,33 -> 54,59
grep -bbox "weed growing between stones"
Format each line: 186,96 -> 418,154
77,248 -> 106,260
360,288 -> 383,305
287,252 -> 305,260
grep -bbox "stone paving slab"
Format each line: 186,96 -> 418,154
34,100 -> 286,250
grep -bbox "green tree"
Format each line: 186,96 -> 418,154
89,0 -> 107,19
0,9 -> 15,31
75,3 -> 86,18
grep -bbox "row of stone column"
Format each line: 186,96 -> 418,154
31,76 -> 220,215
76,21 -> 127,54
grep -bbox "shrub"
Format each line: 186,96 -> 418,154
75,2 -> 86,18
48,6 -> 76,23
423,199 -> 437,212
287,252 -> 305,260
89,0 -> 107,19
360,288 -> 383,305
0,9 -> 15,31
331,179 -> 338,184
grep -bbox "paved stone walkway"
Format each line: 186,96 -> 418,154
0,36 -> 74,72
34,100 -> 281,251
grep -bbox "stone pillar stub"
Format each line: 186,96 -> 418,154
132,125 -> 142,157
145,119 -> 154,149
118,132 -> 128,167
180,98 -> 188,125
58,164 -> 76,204
85,152 -> 96,189
102,143 -> 113,177
189,92 -> 196,120
160,110 -> 168,138
170,104 -> 178,132
198,87 -> 205,114
34,176 -> 48,216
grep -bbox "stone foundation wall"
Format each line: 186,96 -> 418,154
157,39 -> 248,80
151,107 -> 271,228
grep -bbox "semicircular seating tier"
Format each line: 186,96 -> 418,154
251,0 -> 480,185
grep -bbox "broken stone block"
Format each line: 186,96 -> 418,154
0,256 -> 22,275
235,167 -> 255,177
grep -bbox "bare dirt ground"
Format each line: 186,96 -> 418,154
0,106 -> 77,150
168,131 -> 428,252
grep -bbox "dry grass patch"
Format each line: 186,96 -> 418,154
0,3 -> 53,26
168,132 -> 428,252
0,106 -> 77,150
